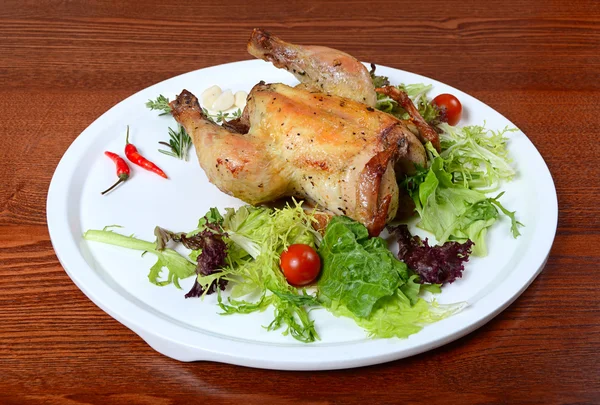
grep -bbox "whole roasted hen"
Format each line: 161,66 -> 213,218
171,30 -> 438,236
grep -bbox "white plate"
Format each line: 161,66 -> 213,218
47,60 -> 557,370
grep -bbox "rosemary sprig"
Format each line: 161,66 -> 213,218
158,125 -> 192,161
145,95 -> 172,116
146,94 -> 242,160
146,95 -> 191,160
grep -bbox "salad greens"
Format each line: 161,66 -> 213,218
318,216 -> 465,338
318,216 -> 408,318
331,288 -> 465,339
403,142 -> 522,257
438,123 -> 518,192
370,70 -> 522,255
200,202 -> 323,343
390,224 -> 474,285
370,65 -> 440,124
84,205 -> 465,342
375,83 -> 439,123
85,202 -> 323,343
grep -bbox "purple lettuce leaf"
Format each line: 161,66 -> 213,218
389,225 -> 474,285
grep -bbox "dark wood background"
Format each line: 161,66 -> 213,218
1,0 -> 599,403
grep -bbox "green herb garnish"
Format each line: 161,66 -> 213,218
145,94 -> 172,116
201,107 -> 243,124
158,124 -> 192,161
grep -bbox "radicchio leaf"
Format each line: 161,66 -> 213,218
154,209 -> 229,298
184,225 -> 229,298
389,224 -> 474,285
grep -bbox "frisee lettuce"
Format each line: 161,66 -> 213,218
194,202 -> 323,343
84,203 -> 323,343
438,123 -> 518,192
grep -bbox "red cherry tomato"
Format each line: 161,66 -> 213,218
280,244 -> 321,287
432,93 -> 463,126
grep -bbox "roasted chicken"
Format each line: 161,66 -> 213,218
170,30 -> 438,236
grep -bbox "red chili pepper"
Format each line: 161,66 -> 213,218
101,151 -> 130,195
124,126 -> 168,179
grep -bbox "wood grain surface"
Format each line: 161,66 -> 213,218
1,0 -> 599,403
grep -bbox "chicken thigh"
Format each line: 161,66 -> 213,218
170,83 -> 426,236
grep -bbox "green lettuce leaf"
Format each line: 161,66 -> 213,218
374,82 -> 439,123
399,275 -> 422,306
438,123 -> 517,192
369,63 -> 390,88
329,289 -> 467,339
317,216 -> 465,339
317,216 -> 407,318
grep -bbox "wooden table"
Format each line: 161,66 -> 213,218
2,0 -> 599,403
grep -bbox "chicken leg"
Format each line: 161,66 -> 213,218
169,89 -> 290,204
248,29 -> 377,107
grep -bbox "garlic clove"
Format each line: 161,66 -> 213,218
234,91 -> 248,109
212,89 -> 235,111
201,85 -> 222,108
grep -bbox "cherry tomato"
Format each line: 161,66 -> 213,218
280,244 -> 321,286
432,93 -> 463,126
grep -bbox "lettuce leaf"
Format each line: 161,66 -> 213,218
317,216 -> 407,318
329,289 -> 466,339
373,76 -> 523,251
390,225 -> 474,284
317,216 -> 465,339
407,145 -> 522,256
83,229 -> 196,288
369,63 -> 390,88
374,82 -> 439,124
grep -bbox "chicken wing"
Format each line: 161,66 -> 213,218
376,85 -> 441,151
170,84 -> 426,236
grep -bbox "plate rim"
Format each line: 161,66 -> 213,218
47,59 -> 558,370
